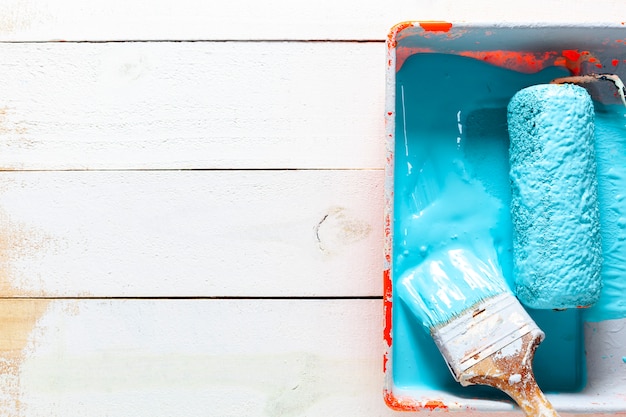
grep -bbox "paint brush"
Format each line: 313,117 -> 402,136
397,247 -> 560,416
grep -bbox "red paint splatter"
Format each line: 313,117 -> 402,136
384,391 -> 450,411
419,21 -> 453,33
384,391 -> 419,411
424,400 -> 449,411
562,49 -> 581,61
457,50 -> 557,73
385,154 -> 393,169
586,55 -> 603,69
559,50 -> 597,76
384,272 -> 392,300
383,211 -> 392,262
613,59 -> 620,66
387,21 -> 416,48
383,353 -> 388,373
383,269 -> 393,347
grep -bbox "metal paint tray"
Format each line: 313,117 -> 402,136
384,22 -> 626,414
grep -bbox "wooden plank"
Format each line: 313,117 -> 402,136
0,298 -> 398,417
0,169 -> 384,297
0,41 -> 385,170
0,0 -> 401,41
0,0 -> 623,42
3,299 -> 620,417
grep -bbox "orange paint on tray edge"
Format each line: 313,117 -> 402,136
458,50 -> 558,73
387,21 -> 417,49
384,390 -> 450,411
424,400 -> 450,411
389,21 -> 626,75
557,49 -> 600,75
419,21 -> 453,33
383,268 -> 392,370
387,21 -> 453,50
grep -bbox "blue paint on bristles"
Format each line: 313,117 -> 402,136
395,246 -> 556,417
397,246 -> 510,331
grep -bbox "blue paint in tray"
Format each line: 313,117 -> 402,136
392,52 -> 626,395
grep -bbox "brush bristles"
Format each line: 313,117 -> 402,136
397,247 -> 509,330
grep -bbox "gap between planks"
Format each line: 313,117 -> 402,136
0,296 -> 384,300
0,39 -> 386,44
0,168 -> 385,172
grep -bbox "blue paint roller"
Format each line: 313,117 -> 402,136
508,83 -> 603,309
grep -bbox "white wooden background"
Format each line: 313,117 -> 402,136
0,1 -> 624,416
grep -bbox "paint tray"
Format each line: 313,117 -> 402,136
384,22 -> 626,414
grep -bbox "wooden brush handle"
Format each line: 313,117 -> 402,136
504,374 -> 559,417
459,331 -> 560,417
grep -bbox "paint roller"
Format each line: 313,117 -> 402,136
508,82 -> 604,309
